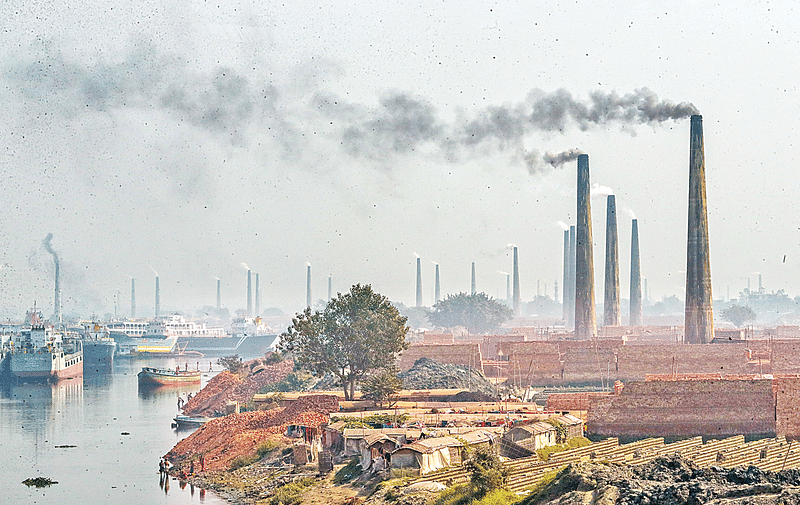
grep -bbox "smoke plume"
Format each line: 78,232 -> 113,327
42,233 -> 58,263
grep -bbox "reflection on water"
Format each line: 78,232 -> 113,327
0,357 -> 228,505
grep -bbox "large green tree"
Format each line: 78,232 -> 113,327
427,292 -> 513,334
721,304 -> 757,327
278,284 -> 408,400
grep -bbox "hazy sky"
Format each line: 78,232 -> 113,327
1,0 -> 798,319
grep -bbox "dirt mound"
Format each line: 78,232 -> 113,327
445,390 -> 498,402
520,455 -> 800,505
399,357 -> 497,396
166,406 -> 330,472
183,359 -> 294,417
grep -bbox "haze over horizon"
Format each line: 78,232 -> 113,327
1,1 -> 798,320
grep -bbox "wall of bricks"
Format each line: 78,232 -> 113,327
546,391 -> 613,411
775,376 -> 800,438
588,379 -> 776,437
398,343 -> 483,373
771,340 -> 800,374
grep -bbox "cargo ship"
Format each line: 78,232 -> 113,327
81,321 -> 116,366
8,306 -> 83,381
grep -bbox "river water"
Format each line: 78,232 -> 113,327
0,357 -> 231,505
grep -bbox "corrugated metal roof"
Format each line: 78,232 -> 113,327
394,436 -> 463,454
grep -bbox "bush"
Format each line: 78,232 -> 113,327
267,477 -> 315,505
464,446 -> 508,498
217,355 -> 243,373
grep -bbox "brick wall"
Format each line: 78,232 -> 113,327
771,340 -> 800,374
588,379 -> 776,437
775,376 -> 800,438
546,391 -> 613,411
398,343 -> 483,372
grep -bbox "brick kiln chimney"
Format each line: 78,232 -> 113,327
629,219 -> 643,326
131,278 -> 136,318
685,114 -> 714,344
255,273 -> 260,316
247,269 -> 253,316
435,264 -> 441,303
513,246 -> 521,316
328,274 -> 332,301
562,230 -> 570,322
575,154 -> 597,340
306,265 -> 312,309
567,225 -> 576,329
415,258 -> 422,307
471,262 -> 476,295
155,275 -> 160,316
604,195 -> 621,326
216,279 -> 221,310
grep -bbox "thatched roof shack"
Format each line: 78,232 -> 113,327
391,436 -> 463,475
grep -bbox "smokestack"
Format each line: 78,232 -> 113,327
644,278 -> 648,303
155,275 -> 160,316
603,195 -> 621,326
415,258 -> 422,307
630,219 -> 643,326
306,265 -> 312,309
43,234 -> 61,323
255,273 -> 260,317
568,225 -> 576,329
246,269 -> 253,316
131,278 -> 136,318
554,280 -> 559,304
759,273 -> 763,292
435,264 -> 441,303
562,230 -> 569,321
537,279 -> 540,297
471,262 -> 476,295
685,114 -> 714,344
506,274 -> 511,305
216,279 -> 221,310
328,275 -> 332,301
512,247 -> 521,316
574,154 -> 597,340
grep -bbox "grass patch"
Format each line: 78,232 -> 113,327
332,458 -> 362,485
429,485 -> 521,505
535,437 -> 592,461
266,477 -> 315,505
229,454 -> 259,471
516,467 -> 568,505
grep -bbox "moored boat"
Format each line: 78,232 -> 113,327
8,306 -> 83,381
173,414 -> 211,429
81,321 -> 116,366
137,366 -> 201,386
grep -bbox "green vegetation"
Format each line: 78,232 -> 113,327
332,458 -> 362,485
516,467 -> 569,505
279,284 -> 409,400
259,372 -> 316,393
427,292 -> 513,334
217,355 -> 243,373
464,446 -> 508,498
330,413 -> 410,428
430,484 -> 521,505
229,440 -> 284,470
22,477 -> 58,488
267,477 -> 315,505
721,304 -> 757,327
535,437 -> 592,461
360,366 -> 403,408
544,419 -> 567,444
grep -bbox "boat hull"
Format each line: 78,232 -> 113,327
83,340 -> 116,366
10,350 -> 83,380
137,368 -> 201,386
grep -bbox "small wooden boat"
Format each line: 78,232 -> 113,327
137,366 -> 202,386
173,414 -> 211,429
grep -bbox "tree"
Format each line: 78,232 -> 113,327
427,292 -> 513,334
360,366 -> 403,408
722,304 -> 757,327
278,284 -> 409,400
464,446 -> 508,498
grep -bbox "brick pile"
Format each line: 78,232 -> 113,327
183,359 -> 295,417
166,407 -> 329,472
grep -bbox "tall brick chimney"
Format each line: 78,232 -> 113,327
247,269 -> 253,316
604,195 -> 621,326
568,225 -> 576,329
574,154 -> 597,340
562,230 -> 569,322
155,275 -> 160,317
629,219 -> 643,326
435,264 -> 441,303
685,114 -> 714,344
471,262 -> 476,295
512,246 -> 521,316
130,278 -> 136,318
216,279 -> 221,310
255,273 -> 260,316
415,257 -> 422,307
306,265 -> 312,309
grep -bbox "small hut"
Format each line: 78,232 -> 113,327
391,436 -> 463,475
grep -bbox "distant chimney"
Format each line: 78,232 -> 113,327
155,275 -> 160,317
415,258 -> 423,307
54,259 -> 61,323
759,273 -> 763,292
471,262 -> 476,295
685,114 -> 714,344
630,219 -> 643,326
574,154 -> 597,340
604,195 -> 621,326
513,247 -> 521,316
131,278 -> 136,318
506,273 -> 511,305
562,230 -> 569,322
255,273 -> 260,316
568,225 -> 576,329
554,279 -> 559,305
328,275 -> 332,301
435,264 -> 441,303
306,265 -> 312,309
246,269 -> 253,316
216,279 -> 221,310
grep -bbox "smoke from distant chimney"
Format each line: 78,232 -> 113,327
43,233 -> 60,322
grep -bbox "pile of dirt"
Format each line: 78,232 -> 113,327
183,358 -> 294,417
520,455 -> 800,505
167,399 -> 332,472
399,357 -> 498,396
